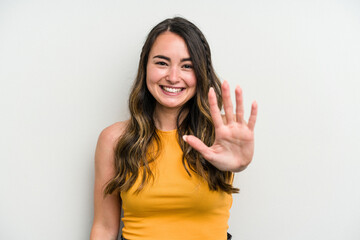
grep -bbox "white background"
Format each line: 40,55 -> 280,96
1,0 -> 359,239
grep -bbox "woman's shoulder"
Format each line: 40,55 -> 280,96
97,120 -> 129,148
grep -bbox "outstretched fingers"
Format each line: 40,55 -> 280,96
248,101 -> 258,131
208,87 -> 224,128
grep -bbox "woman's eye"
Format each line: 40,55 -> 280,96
182,64 -> 193,69
155,61 -> 167,66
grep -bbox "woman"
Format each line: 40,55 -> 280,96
90,17 -> 258,240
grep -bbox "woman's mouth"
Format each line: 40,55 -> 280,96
161,86 -> 184,93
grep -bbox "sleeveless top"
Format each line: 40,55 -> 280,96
120,129 -> 233,240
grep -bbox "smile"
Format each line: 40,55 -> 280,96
161,86 -> 184,93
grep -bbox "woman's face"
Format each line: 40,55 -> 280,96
146,31 -> 197,112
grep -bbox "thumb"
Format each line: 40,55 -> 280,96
183,135 -> 212,161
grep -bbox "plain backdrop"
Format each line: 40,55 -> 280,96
1,0 -> 359,239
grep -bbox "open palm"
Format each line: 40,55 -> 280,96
183,81 -> 258,172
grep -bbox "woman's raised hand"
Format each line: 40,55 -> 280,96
183,80 -> 258,172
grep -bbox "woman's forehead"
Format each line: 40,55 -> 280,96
149,32 -> 191,59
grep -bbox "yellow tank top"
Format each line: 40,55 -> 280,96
120,129 -> 233,240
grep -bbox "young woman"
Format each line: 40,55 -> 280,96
90,17 -> 258,240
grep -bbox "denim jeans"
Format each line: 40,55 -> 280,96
121,232 -> 232,239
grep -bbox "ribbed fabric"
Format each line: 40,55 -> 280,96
120,129 -> 233,240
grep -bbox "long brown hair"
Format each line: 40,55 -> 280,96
105,17 -> 238,195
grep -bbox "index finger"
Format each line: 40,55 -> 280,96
208,87 -> 224,128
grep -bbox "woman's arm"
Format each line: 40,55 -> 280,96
90,122 -> 126,240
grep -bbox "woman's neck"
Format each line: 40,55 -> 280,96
153,105 -> 187,131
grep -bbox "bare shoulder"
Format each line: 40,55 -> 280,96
95,120 -> 129,167
98,120 -> 129,148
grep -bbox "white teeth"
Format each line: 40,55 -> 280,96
162,86 -> 182,93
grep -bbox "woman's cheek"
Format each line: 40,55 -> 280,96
185,72 -> 197,87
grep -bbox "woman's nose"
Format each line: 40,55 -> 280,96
166,67 -> 180,83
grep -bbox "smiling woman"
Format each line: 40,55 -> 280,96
90,17 -> 257,240
146,32 -> 197,119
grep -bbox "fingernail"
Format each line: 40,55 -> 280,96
182,135 -> 188,142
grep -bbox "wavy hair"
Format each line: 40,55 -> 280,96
105,17 -> 238,195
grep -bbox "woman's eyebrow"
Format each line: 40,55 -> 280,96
180,58 -> 192,62
153,55 -> 170,61
153,55 -> 192,62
